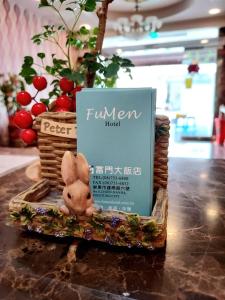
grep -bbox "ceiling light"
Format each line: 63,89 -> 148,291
114,0 -> 162,38
209,8 -> 221,15
201,39 -> 209,44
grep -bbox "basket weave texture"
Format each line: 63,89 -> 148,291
34,112 -> 170,191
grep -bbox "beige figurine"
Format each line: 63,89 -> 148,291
60,151 -> 95,217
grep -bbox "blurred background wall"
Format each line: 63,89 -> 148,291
0,0 -> 64,74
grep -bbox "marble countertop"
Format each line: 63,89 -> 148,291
0,158 -> 225,300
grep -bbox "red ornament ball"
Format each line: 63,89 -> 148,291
20,129 -> 37,144
55,95 -> 72,111
31,103 -> 47,116
16,91 -> 32,106
59,77 -> 74,93
32,76 -> 47,91
14,110 -> 33,129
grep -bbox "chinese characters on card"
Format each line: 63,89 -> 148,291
77,88 -> 156,216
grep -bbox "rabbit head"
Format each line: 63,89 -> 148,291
61,151 -> 94,216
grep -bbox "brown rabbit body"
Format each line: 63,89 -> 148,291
60,151 -> 95,216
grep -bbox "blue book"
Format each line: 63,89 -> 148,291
77,88 -> 156,216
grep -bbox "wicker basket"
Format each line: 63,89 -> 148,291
33,112 -> 170,191
9,112 -> 170,249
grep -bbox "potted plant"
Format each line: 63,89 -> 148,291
14,0 -> 133,144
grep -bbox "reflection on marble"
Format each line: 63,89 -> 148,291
0,146 -> 38,177
169,141 -> 225,159
0,158 -> 225,299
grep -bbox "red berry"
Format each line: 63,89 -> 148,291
59,77 -> 74,93
20,129 -> 37,144
55,95 -> 72,111
16,91 -> 32,106
14,110 -> 33,129
32,76 -> 47,91
75,85 -> 82,92
31,103 -> 47,116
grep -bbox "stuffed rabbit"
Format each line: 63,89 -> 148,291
60,151 -> 95,217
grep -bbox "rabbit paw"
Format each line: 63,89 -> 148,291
85,206 -> 95,217
60,205 -> 70,215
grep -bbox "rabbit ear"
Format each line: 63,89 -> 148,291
61,151 -> 78,185
76,153 -> 90,184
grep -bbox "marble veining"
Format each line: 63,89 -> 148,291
0,158 -> 225,299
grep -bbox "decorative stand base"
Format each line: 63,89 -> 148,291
9,180 -> 168,250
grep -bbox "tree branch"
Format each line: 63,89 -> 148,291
95,0 -> 113,53
86,0 -> 114,87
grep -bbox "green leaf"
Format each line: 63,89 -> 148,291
61,70 -> 85,84
70,72 -> 85,83
93,27 -> 99,35
91,62 -> 102,72
88,36 -> 97,49
40,99 -> 49,106
83,52 -> 96,60
104,63 -> 119,78
84,0 -> 96,12
33,38 -> 41,45
24,56 -> 33,66
39,0 -> 51,7
57,25 -> 65,30
32,34 -> 41,41
104,77 -> 117,88
51,79 -> 59,85
60,68 -> 72,77
53,58 -> 67,66
46,66 -> 56,76
32,34 -> 41,39
20,67 -> 35,77
43,25 -> 50,30
66,36 -> 84,49
37,52 -> 45,59
75,39 -> 84,49
19,56 -> 37,84
49,88 -> 60,99
80,26 -> 90,35
121,58 -> 134,67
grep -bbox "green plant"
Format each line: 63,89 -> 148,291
127,214 -> 140,232
19,0 -> 133,101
